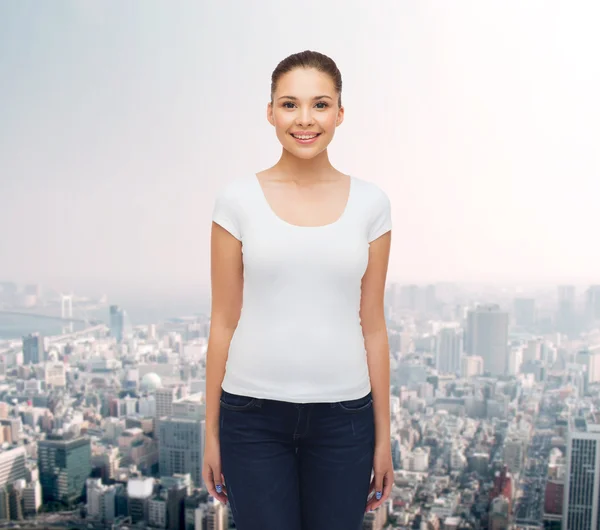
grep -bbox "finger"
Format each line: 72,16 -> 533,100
365,472 -> 389,513
204,468 -> 218,498
206,467 -> 228,504
213,467 -> 228,503
374,472 -> 385,502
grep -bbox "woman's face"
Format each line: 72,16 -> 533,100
268,67 -> 344,160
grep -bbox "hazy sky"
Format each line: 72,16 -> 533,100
1,1 -> 598,297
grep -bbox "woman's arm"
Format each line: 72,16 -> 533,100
360,231 -> 392,447
205,222 -> 244,439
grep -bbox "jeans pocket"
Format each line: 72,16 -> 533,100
337,392 -> 373,413
220,390 -> 259,411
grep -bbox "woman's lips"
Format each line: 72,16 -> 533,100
290,133 -> 321,144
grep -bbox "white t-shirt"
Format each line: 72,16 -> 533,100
211,174 -> 392,403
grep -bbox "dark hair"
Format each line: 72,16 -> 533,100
271,50 -> 343,107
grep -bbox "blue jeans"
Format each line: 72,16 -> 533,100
219,389 -> 376,530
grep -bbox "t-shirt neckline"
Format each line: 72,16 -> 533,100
252,173 -> 354,229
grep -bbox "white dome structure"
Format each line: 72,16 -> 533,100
140,372 -> 162,392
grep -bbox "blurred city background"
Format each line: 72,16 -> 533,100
1,1 -> 599,530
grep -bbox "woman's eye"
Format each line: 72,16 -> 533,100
282,101 -> 329,109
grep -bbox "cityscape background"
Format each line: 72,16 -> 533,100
1,2 -> 599,530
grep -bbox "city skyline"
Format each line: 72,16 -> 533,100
1,1 -> 599,293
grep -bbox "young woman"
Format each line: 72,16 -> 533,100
202,50 -> 393,530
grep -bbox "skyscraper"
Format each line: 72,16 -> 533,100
38,435 -> 92,503
465,304 -> 509,376
155,385 -> 187,420
109,305 -> 125,343
575,345 -> 600,392
586,285 -> 600,325
563,420 -> 600,529
435,327 -> 463,375
0,446 -> 27,489
158,394 -> 205,488
557,285 -> 577,336
22,333 -> 44,365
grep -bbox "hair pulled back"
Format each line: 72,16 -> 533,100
270,50 -> 342,107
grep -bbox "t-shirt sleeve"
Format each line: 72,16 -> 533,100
367,188 -> 392,243
212,185 -> 242,241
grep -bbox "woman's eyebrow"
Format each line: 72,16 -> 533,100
277,95 -> 333,101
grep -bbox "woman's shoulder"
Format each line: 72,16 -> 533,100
351,176 -> 391,205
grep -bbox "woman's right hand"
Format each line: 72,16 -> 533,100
202,434 -> 228,504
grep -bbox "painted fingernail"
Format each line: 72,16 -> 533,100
216,484 -> 222,493
376,491 -> 382,500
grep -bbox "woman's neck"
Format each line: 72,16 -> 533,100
268,148 -> 340,184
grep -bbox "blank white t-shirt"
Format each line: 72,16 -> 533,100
211,174 -> 392,403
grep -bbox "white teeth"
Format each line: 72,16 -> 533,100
293,135 -> 317,140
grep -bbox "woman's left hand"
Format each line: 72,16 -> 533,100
365,442 -> 393,513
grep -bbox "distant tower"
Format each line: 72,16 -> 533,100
557,285 -> 577,337
436,327 -> 462,375
465,304 -> 509,376
22,333 -> 44,365
109,305 -> 125,342
61,294 -> 73,334
586,285 -> 600,326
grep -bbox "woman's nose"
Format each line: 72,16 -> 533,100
296,108 -> 314,126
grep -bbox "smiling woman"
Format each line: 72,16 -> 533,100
267,58 -> 343,160
204,50 -> 393,530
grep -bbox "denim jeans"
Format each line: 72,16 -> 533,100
219,388 -> 375,530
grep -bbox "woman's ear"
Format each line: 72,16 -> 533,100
336,105 -> 345,127
267,102 -> 275,126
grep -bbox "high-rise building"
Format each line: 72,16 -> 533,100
148,495 -> 168,528
436,327 -> 462,375
465,305 -> 509,376
158,393 -> 205,488
38,435 -> 92,503
563,420 -> 600,529
185,492 -> 207,530
167,484 -> 187,530
586,285 -> 600,325
109,305 -> 124,342
575,345 -> 600,392
155,386 -> 179,420
507,346 -> 523,376
0,487 -> 9,521
7,483 -> 23,521
21,480 -> 42,515
22,333 -> 44,365
205,499 -> 228,530
127,477 -> 154,523
557,285 -> 577,336
0,447 -> 27,489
